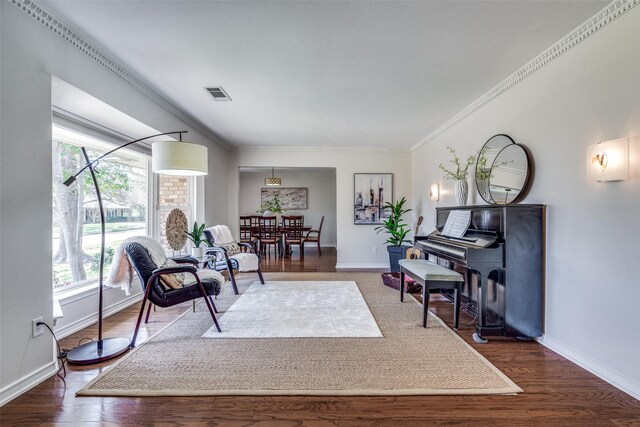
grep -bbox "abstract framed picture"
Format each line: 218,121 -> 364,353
261,187 -> 308,209
354,173 -> 393,224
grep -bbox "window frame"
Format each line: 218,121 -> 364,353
52,121 -> 153,295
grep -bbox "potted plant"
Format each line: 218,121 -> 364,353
186,221 -> 207,257
374,197 -> 412,272
439,146 -> 476,206
257,195 -> 286,218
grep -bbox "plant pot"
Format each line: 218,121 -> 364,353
387,245 -> 410,272
191,247 -> 204,258
455,180 -> 468,206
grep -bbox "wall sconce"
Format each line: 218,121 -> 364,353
587,137 -> 628,181
429,184 -> 439,201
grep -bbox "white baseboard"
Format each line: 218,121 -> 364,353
0,360 -> 58,406
335,263 -> 388,271
55,292 -> 143,339
0,292 -> 143,406
537,335 -> 640,401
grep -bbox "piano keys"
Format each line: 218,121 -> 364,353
415,204 -> 544,343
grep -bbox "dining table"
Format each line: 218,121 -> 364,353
245,223 -> 312,257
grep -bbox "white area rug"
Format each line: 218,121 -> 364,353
202,280 -> 383,338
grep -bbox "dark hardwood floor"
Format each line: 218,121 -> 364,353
2,246 -> 639,425
259,246 -> 337,273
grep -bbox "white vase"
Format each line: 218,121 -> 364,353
191,247 -> 204,258
455,180 -> 468,206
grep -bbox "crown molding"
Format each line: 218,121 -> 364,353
235,146 -> 410,153
411,0 -> 640,152
10,0 -> 229,150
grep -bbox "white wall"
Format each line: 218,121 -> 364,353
239,170 -> 337,246
0,3 -> 229,404
412,7 -> 640,397
231,149 -> 412,268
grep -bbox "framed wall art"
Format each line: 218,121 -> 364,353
261,187 -> 308,210
354,173 -> 392,224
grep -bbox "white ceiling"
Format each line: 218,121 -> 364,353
40,0 -> 608,149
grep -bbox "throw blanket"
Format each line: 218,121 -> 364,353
108,235 -> 226,294
108,236 -> 167,295
207,225 -> 235,244
206,225 -> 260,272
228,252 -> 260,272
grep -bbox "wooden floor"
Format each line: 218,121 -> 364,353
2,247 -> 639,426
259,246 -> 338,273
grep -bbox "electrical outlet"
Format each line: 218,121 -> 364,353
372,247 -> 378,254
32,317 -> 44,338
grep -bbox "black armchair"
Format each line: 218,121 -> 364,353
124,242 -> 222,347
203,226 -> 265,295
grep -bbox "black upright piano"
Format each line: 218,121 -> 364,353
415,204 -> 544,342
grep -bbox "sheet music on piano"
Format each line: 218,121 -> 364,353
441,210 -> 471,239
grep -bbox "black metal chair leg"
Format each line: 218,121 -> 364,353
227,262 -> 239,295
145,303 -> 153,323
208,295 -> 218,313
131,284 -> 153,348
400,271 -> 405,302
257,268 -> 265,284
195,279 -> 221,332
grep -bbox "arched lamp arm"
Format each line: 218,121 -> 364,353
62,130 -> 187,187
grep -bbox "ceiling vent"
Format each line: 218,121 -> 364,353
204,87 -> 231,101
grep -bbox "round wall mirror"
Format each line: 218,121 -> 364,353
475,134 -> 530,205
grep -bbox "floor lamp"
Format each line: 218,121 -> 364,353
63,130 -> 208,365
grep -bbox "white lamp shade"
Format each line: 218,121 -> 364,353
152,141 -> 208,176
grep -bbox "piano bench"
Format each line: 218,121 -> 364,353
398,259 -> 464,329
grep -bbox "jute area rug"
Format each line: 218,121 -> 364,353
78,272 -> 522,396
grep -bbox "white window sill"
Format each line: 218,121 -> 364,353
55,282 -> 100,305
55,278 -> 141,306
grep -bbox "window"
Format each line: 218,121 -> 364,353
52,125 -> 150,292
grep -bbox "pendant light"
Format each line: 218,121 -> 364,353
265,167 -> 282,186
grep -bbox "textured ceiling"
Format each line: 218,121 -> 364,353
40,0 -> 608,149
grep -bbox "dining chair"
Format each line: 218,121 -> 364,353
305,215 -> 324,255
250,215 -> 262,240
281,215 -> 305,258
258,216 -> 281,258
239,216 -> 252,250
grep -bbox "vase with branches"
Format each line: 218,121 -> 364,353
439,146 -> 475,205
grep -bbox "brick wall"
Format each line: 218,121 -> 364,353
158,174 -> 190,255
